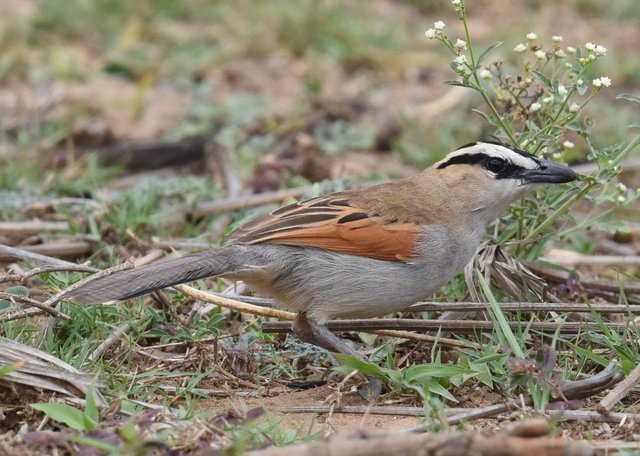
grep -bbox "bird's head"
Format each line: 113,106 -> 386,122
432,141 -> 579,224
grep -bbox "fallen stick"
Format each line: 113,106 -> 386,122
526,262 -> 640,295
261,319 -> 629,334
597,362 -> 640,414
280,406 -> 640,425
245,420 -> 593,456
206,295 -> 640,314
0,221 -> 70,235
87,321 -> 134,361
0,244 -> 81,267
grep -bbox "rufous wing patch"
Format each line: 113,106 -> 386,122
228,193 -> 420,261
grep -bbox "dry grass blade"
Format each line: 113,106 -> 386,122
0,337 -> 105,404
466,243 -> 559,303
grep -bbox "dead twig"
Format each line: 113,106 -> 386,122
203,294 -> 640,314
191,186 -> 313,218
597,363 -> 640,414
0,244 -> 81,267
366,329 -> 478,349
541,251 -> 640,267
245,420 -> 593,456
409,301 -> 640,314
16,240 -> 94,259
0,221 -> 70,235
261,319 -> 630,334
88,321 -> 134,361
526,262 -> 640,296
173,284 -> 295,320
1,263 -> 98,284
282,405 -> 640,426
0,292 -> 70,320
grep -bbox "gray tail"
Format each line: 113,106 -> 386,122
60,245 -> 258,304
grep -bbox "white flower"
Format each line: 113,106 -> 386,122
526,32 -> 538,40
557,85 -> 567,96
566,46 -> 576,54
592,77 -> 612,88
454,55 -> 467,64
434,21 -> 446,30
451,0 -> 461,5
555,49 -> 566,58
513,43 -> 527,53
552,152 -> 562,160
552,35 -> 563,43
585,42 -> 596,51
529,102 -> 541,112
569,103 -> 580,113
534,50 -> 546,60
617,183 -> 628,193
478,68 -> 492,79
594,45 -> 607,56
563,140 -> 575,149
425,28 -> 436,39
455,39 -> 467,50
543,95 -> 554,104
617,195 -> 626,204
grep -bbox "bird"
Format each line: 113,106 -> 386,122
58,141 -> 578,362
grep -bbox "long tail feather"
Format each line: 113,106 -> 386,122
59,246 -> 260,304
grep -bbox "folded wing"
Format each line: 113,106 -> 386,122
228,193 -> 421,261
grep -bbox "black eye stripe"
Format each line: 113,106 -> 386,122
437,152 -> 529,180
436,153 -> 486,168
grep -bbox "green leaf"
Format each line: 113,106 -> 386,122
616,93 -> 640,104
476,272 -> 524,358
470,108 -> 497,127
404,364 -> 466,382
477,41 -> 502,65
444,80 -> 468,87
0,361 -> 24,377
67,434 -> 119,452
530,69 -> 553,91
84,385 -> 99,426
6,286 -> 29,297
422,379 -> 458,402
31,403 -> 97,431
333,353 -> 384,378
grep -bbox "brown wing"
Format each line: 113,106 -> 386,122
228,192 -> 421,261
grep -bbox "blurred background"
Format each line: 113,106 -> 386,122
0,0 -> 638,238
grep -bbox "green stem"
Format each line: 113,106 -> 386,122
460,11 -> 518,146
610,133 -> 640,168
523,182 -> 593,242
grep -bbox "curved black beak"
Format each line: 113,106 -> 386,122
523,159 -> 579,184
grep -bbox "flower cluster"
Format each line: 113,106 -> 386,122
423,1 -> 617,163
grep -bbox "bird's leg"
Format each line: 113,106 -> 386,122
293,312 -> 383,400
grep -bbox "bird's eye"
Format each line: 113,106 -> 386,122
485,157 -> 506,173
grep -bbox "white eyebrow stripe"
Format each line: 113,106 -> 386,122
435,142 -> 539,170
